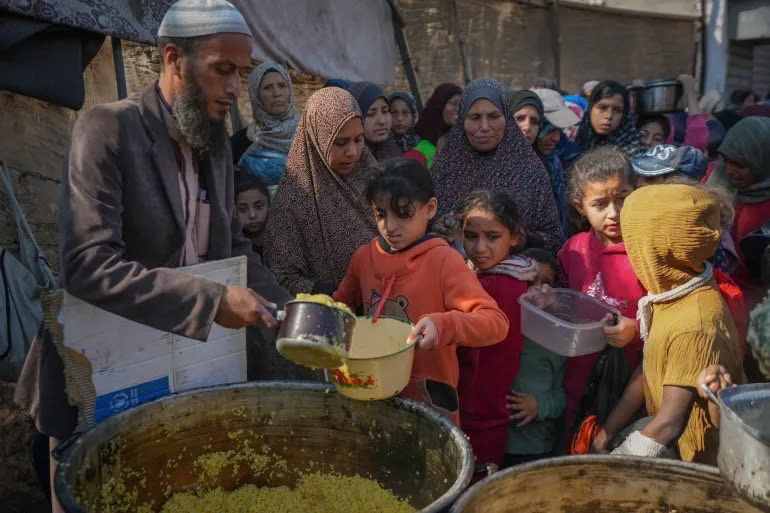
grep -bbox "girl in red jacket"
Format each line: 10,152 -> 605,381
558,147 -> 646,452
456,189 -> 538,473
334,159 -> 509,422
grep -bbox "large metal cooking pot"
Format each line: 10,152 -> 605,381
54,382 -> 473,513
451,455 -> 764,513
703,383 -> 770,512
629,79 -> 685,115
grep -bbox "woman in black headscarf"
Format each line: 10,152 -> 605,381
575,80 -> 646,159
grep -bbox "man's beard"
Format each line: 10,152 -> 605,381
171,76 -> 227,157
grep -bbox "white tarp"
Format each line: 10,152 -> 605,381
234,0 -> 397,83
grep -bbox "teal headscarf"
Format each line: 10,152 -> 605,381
707,117 -> 770,204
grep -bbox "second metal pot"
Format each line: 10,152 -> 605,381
629,79 -> 685,114
275,300 -> 357,369
704,383 -> 770,512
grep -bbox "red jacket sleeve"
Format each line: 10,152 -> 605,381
333,248 -> 363,310
427,249 -> 510,348
682,113 -> 709,153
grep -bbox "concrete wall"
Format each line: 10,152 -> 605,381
392,0 -> 695,98
567,0 -> 700,19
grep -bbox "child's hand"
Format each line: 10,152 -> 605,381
409,317 -> 439,351
433,213 -> 460,243
506,391 -> 538,427
522,283 -> 555,309
698,365 -> 733,401
591,427 -> 610,454
602,314 -> 637,348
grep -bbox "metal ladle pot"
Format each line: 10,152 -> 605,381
272,300 -> 357,369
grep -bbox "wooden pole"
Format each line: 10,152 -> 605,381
449,0 -> 472,85
550,0 -> 562,86
387,0 -> 424,112
111,38 -> 128,100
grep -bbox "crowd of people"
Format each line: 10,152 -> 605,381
230,59 -> 770,472
14,1 -> 770,510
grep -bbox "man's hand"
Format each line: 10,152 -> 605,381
507,391 -> 538,427
602,314 -> 637,348
214,285 -> 279,330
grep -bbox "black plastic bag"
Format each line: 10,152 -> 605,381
574,346 -> 631,431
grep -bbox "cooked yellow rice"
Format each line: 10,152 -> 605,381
160,472 -> 415,513
295,293 -> 353,315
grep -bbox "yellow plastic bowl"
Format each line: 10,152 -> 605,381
331,317 -> 416,401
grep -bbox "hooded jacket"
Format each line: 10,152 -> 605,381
334,236 -> 509,418
621,184 -> 744,464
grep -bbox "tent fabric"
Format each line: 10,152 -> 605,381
0,11 -> 104,109
235,0 -> 397,84
0,0 -> 398,84
0,0 -> 171,43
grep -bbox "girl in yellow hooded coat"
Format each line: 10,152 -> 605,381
593,184 -> 745,464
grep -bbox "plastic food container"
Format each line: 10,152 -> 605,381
519,288 -> 619,357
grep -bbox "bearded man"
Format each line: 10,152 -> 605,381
15,3 -> 302,510
56,0 -> 290,335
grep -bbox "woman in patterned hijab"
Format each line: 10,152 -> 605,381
432,78 -> 564,252
264,87 -> 380,295
576,80 -> 646,159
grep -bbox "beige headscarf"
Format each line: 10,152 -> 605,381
264,87 -> 379,294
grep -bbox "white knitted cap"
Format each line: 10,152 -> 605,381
158,0 -> 251,38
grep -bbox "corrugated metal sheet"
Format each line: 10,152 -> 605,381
726,40 -> 755,94
752,44 -> 770,94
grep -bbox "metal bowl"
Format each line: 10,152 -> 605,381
54,382 -> 474,513
451,455 -> 764,513
276,300 -> 357,369
629,79 -> 685,114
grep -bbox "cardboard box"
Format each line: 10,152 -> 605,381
47,257 -> 247,430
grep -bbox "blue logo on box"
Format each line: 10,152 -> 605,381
94,377 -> 170,423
